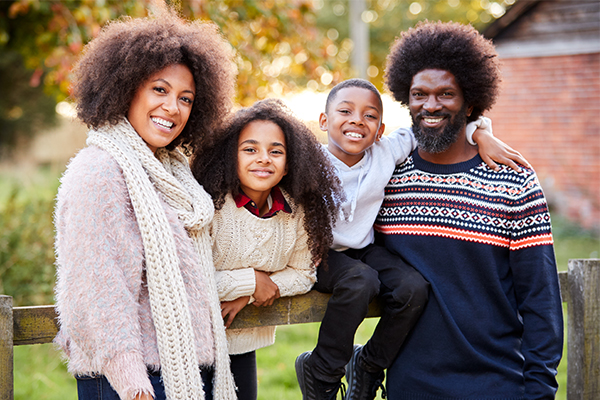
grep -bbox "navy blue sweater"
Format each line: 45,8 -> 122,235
375,151 -> 563,400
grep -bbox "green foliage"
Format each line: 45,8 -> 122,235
0,49 -> 57,155
1,0 -> 342,107
0,172 -> 58,306
314,0 -> 515,90
0,0 -> 343,148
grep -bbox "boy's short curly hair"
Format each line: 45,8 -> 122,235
192,98 -> 344,266
385,21 -> 501,121
71,12 -> 236,153
326,78 -> 383,114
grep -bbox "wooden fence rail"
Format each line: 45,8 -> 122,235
1,259 -> 598,399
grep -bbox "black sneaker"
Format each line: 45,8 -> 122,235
296,351 -> 346,400
345,345 -> 386,400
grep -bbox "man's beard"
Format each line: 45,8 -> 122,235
411,106 -> 468,154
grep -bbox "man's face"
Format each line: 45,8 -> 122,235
409,69 -> 471,154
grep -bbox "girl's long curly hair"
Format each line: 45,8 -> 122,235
192,99 -> 344,266
71,11 -> 236,154
385,21 -> 501,122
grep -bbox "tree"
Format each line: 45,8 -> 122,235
314,0 -> 514,90
1,0 -> 344,105
0,0 -> 511,150
0,0 -> 347,151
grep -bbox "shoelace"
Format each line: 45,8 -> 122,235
339,382 -> 347,399
372,378 -> 386,399
324,381 -> 346,400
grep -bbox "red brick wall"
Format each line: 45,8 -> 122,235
487,52 -> 600,232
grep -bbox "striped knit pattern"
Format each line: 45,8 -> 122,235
87,119 -> 236,400
374,151 -> 563,398
375,154 -> 553,250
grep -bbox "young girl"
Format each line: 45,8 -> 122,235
192,99 -> 343,400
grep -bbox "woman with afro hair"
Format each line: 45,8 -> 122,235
54,10 -> 238,400
192,98 -> 344,400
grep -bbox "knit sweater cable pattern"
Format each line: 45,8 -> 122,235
211,193 -> 316,355
54,120 -> 236,400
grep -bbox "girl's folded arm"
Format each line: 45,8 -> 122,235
214,268 -> 257,302
269,218 -> 316,297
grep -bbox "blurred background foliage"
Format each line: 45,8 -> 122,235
0,0 -> 516,151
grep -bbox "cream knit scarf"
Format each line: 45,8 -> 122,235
87,119 -> 237,400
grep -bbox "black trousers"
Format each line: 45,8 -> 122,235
230,350 -> 257,400
307,244 -> 429,382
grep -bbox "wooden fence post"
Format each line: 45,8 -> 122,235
567,259 -> 600,400
0,295 -> 14,400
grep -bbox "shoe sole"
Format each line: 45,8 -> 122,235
345,344 -> 362,399
295,352 -> 311,400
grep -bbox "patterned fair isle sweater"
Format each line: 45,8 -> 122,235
374,150 -> 563,400
211,192 -> 316,355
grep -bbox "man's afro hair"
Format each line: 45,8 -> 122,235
385,21 -> 501,121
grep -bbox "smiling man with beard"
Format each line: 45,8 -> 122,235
374,22 -> 564,400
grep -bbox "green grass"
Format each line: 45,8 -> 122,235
13,344 -> 76,400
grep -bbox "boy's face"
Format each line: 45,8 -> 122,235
321,87 -> 385,167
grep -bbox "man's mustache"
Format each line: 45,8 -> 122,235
415,111 -> 452,121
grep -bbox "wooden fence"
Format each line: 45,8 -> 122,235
1,259 -> 598,399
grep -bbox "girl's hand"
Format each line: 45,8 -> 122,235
473,129 -> 531,172
221,296 -> 250,328
253,270 -> 280,307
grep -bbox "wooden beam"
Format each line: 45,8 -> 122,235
567,259 -> 600,400
12,305 -> 58,346
483,0 -> 539,39
230,290 -> 383,329
10,271 -> 568,339
0,296 -> 14,400
10,291 -> 383,341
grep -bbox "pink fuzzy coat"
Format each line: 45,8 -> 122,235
54,146 -> 216,399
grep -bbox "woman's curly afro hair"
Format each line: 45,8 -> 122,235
71,11 -> 236,154
192,98 -> 344,266
385,21 -> 501,121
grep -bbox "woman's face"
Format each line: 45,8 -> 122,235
127,64 -> 195,153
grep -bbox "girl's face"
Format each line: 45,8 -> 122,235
127,63 -> 195,153
237,120 -> 288,200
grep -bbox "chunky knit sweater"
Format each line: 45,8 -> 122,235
211,192 -> 316,355
54,147 -> 217,399
375,151 -> 563,399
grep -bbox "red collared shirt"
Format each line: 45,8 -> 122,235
234,186 -> 292,219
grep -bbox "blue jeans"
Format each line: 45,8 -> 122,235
76,368 -> 214,400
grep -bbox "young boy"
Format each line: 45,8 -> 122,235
295,79 -> 525,400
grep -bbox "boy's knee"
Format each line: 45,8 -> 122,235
338,263 -> 380,296
394,271 -> 429,307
